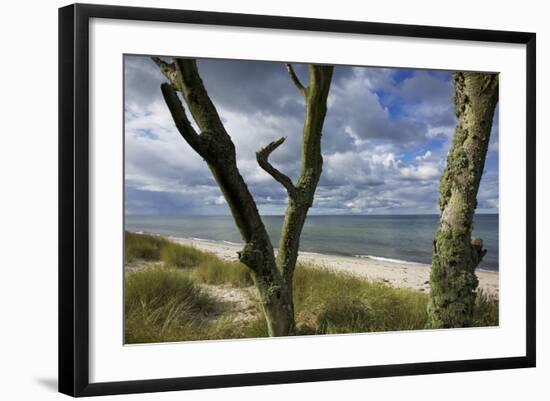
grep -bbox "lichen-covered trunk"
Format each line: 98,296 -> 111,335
251,268 -> 295,336
277,200 -> 310,297
427,72 -> 499,328
276,65 -> 333,298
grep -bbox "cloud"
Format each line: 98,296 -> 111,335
416,150 -> 432,161
124,55 -> 498,215
325,68 -> 429,148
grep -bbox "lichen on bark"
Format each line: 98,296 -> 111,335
427,72 -> 499,328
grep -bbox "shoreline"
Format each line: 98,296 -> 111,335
154,234 -> 499,297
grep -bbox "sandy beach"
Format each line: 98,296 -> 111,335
167,236 -> 499,297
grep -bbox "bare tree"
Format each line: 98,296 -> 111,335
427,72 -> 499,328
153,58 -> 333,336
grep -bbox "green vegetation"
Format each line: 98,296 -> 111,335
124,232 -> 499,344
160,242 -> 204,268
125,231 -> 168,262
471,289 -> 499,327
125,268 -> 267,343
125,268 -> 215,343
191,257 -> 253,287
292,266 -> 428,334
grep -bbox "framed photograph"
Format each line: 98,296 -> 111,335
58,3 -> 536,397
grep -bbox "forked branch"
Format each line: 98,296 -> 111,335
256,137 -> 297,197
285,64 -> 307,97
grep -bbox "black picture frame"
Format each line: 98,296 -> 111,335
58,3 -> 536,397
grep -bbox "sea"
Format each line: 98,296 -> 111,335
125,214 -> 499,271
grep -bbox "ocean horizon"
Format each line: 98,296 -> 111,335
125,214 -> 499,271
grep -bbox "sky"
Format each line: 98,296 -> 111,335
124,55 -> 499,216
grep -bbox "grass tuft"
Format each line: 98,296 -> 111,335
472,289 -> 499,327
125,231 -> 168,262
160,242 -> 204,268
125,231 -> 253,288
293,265 -> 428,334
191,258 -> 253,287
125,267 -> 267,343
125,268 -> 216,343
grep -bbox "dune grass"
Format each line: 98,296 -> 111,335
291,265 -> 498,334
160,242 -> 205,268
292,265 -> 429,334
126,231 -> 253,286
125,268 -> 215,343
191,257 -> 253,287
471,289 -> 499,327
125,268 -> 268,343
124,232 -> 263,343
124,231 -> 499,343
125,231 -> 169,262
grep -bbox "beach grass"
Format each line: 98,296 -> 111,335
125,268 -> 216,343
125,231 -> 169,262
191,257 -> 254,287
124,231 -> 499,343
160,242 -> 205,268
125,268 -> 268,343
292,265 -> 429,334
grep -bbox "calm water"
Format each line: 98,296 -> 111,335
125,214 -> 499,271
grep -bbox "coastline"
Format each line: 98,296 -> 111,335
162,234 -> 499,297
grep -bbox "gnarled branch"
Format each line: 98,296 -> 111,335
173,58 -> 226,134
256,137 -> 297,197
160,83 -> 202,154
156,57 -> 277,273
285,64 -> 307,97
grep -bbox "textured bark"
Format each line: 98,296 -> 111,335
427,72 -> 499,328
274,64 -> 333,295
153,57 -> 332,336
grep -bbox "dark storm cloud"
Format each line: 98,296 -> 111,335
196,59 -> 305,119
125,55 -> 356,114
124,55 -> 165,108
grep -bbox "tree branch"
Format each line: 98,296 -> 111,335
160,83 -> 202,154
172,58 -> 227,134
285,64 -> 307,97
151,57 -> 178,85
256,137 -> 297,197
156,58 -> 272,254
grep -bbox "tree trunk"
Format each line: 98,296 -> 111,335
427,72 -> 499,328
275,65 -> 333,297
153,57 -> 332,336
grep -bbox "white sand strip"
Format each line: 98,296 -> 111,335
167,236 -> 499,297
